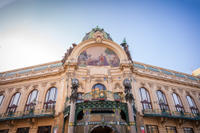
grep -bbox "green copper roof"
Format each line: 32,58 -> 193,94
82,27 -> 113,41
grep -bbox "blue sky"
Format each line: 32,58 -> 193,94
0,0 -> 200,74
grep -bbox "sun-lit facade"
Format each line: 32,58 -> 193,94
0,27 -> 200,133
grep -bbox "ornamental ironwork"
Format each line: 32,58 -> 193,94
143,109 -> 200,121
74,101 -> 129,125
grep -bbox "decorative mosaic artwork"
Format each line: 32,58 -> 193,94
78,46 -> 120,67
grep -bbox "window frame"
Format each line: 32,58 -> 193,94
44,87 -> 57,110
146,125 -> 159,133
25,89 -> 38,111
172,93 -> 184,112
92,83 -> 107,100
166,126 -> 177,133
0,94 -> 4,107
183,127 -> 194,133
139,87 -> 152,110
186,95 -> 199,114
7,92 -> 21,113
156,90 -> 169,111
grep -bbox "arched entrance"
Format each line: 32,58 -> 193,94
90,126 -> 117,133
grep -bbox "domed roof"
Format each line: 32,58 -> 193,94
82,26 -> 113,42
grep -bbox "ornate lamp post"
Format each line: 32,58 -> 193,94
68,78 -> 79,133
123,78 -> 136,133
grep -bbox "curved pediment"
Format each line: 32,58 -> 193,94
66,39 -> 130,67
62,27 -> 131,68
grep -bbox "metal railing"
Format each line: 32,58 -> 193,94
143,109 -> 200,120
0,108 -> 55,121
81,90 -> 125,102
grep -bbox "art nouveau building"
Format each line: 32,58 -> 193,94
0,27 -> 200,133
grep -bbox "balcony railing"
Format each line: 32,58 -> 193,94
143,109 -> 200,120
79,90 -> 125,102
0,108 -> 55,121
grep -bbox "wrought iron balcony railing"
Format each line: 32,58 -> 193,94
0,108 -> 55,121
78,90 -> 125,102
143,109 -> 200,120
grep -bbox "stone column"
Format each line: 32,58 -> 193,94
127,102 -> 137,133
9,127 -> 17,133
55,78 -> 65,114
176,125 -> 183,133
179,90 -> 190,113
29,125 -> 38,133
68,78 -> 79,133
84,109 -> 90,133
123,78 -> 137,133
68,102 -> 76,133
148,83 -> 159,110
115,109 -> 121,132
165,87 -> 176,112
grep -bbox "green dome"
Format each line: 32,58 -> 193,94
82,27 -> 113,41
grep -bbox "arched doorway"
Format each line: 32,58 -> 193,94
90,126 -> 117,133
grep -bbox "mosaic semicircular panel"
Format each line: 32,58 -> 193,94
78,46 -> 120,67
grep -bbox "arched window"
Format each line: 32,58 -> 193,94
44,87 -> 57,109
7,92 -> 21,113
140,88 -> 152,110
92,84 -> 106,100
0,94 -> 4,107
25,90 -> 38,111
172,93 -> 184,112
92,83 -> 106,90
156,90 -> 169,111
186,96 -> 199,114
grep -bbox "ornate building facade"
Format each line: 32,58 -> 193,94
0,27 -> 200,133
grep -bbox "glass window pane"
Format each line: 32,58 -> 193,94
146,125 -> 159,133
0,95 -> 4,106
37,126 -> 51,133
186,96 -> 195,107
0,129 -> 9,133
172,93 -> 179,105
30,90 -> 38,103
17,127 -> 29,133
166,126 -> 177,133
184,127 -> 194,133
13,93 -> 20,105
140,88 -> 152,110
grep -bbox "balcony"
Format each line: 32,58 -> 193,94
143,109 -> 200,120
77,90 -> 125,102
0,108 -> 55,121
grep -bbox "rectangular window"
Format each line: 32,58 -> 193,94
184,128 -> 194,133
0,130 -> 9,133
146,125 -> 159,133
37,126 -> 51,133
17,127 -> 29,133
166,126 -> 177,133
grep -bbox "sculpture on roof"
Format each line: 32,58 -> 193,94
62,43 -> 77,64
82,26 -> 113,42
120,38 -> 133,62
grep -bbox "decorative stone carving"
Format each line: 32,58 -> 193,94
62,43 -> 77,64
70,78 -> 79,103
123,78 -> 134,102
51,82 -> 56,87
114,83 -> 122,90
42,82 -> 47,87
33,85 -> 38,89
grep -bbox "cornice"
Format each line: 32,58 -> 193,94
133,67 -> 200,88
